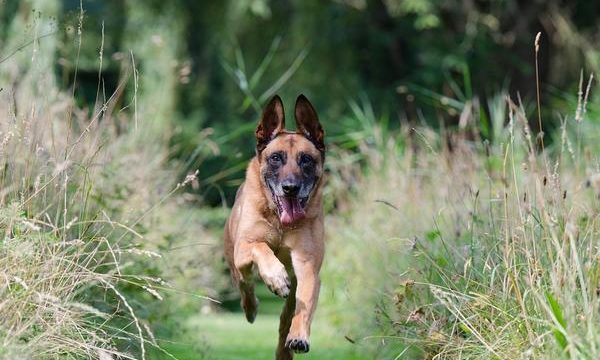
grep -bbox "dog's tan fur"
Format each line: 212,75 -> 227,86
224,95 -> 325,359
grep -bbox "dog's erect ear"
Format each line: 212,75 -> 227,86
295,94 -> 324,153
256,95 -> 285,153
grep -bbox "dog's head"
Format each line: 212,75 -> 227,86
256,95 -> 325,226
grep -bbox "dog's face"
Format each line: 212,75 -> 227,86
256,95 -> 325,226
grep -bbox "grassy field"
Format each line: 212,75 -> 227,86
149,285 -> 367,360
2,4 -> 600,360
181,313 -> 362,360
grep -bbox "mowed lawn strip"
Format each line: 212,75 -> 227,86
187,312 -> 364,360
152,286 -> 368,360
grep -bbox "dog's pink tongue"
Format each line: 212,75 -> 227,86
280,197 -> 305,225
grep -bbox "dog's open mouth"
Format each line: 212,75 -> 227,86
274,196 -> 308,226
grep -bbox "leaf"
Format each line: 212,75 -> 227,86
458,323 -> 471,335
425,230 -> 441,242
545,292 -> 566,328
545,292 -> 568,350
435,256 -> 448,267
259,47 -> 309,103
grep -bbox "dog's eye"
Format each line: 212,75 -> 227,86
299,154 -> 314,167
269,153 -> 283,164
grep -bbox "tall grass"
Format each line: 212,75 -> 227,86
0,7 -> 219,359
0,72 -> 153,358
323,81 -> 600,358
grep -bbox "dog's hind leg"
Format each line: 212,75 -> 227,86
276,276 -> 297,360
232,262 -> 258,323
227,247 -> 258,323
239,277 -> 258,323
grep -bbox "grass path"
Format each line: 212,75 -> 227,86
189,312 -> 364,360
154,312 -> 365,360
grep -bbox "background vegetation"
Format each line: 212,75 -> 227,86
1,0 -> 599,359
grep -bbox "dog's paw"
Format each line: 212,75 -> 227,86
260,263 -> 290,298
285,337 -> 310,353
240,294 -> 258,323
244,304 -> 257,323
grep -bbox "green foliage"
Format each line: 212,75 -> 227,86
546,292 -> 569,351
3,1 -> 600,359
322,91 -> 600,358
0,2 -> 222,358
11,0 -> 595,205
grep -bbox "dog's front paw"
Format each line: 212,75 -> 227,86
285,336 -> 310,353
260,263 -> 290,298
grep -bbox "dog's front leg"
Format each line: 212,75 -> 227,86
235,241 -> 291,298
284,247 -> 323,354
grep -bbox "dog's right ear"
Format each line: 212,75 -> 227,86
256,95 -> 285,154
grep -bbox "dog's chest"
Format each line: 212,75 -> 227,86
263,223 -> 283,246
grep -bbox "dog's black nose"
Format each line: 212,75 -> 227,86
282,183 -> 300,197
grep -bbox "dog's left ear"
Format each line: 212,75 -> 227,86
295,94 -> 325,153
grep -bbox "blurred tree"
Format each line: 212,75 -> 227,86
44,0 -> 600,204
0,0 -> 20,45
0,0 -> 59,105
57,0 -> 125,109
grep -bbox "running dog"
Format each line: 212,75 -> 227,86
224,94 -> 325,359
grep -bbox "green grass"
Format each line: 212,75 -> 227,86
152,311 -> 365,360
150,286 -> 366,360
191,313 -> 362,360
3,5 -> 599,359
320,92 -> 600,358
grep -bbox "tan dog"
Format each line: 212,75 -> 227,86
224,94 -> 325,359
